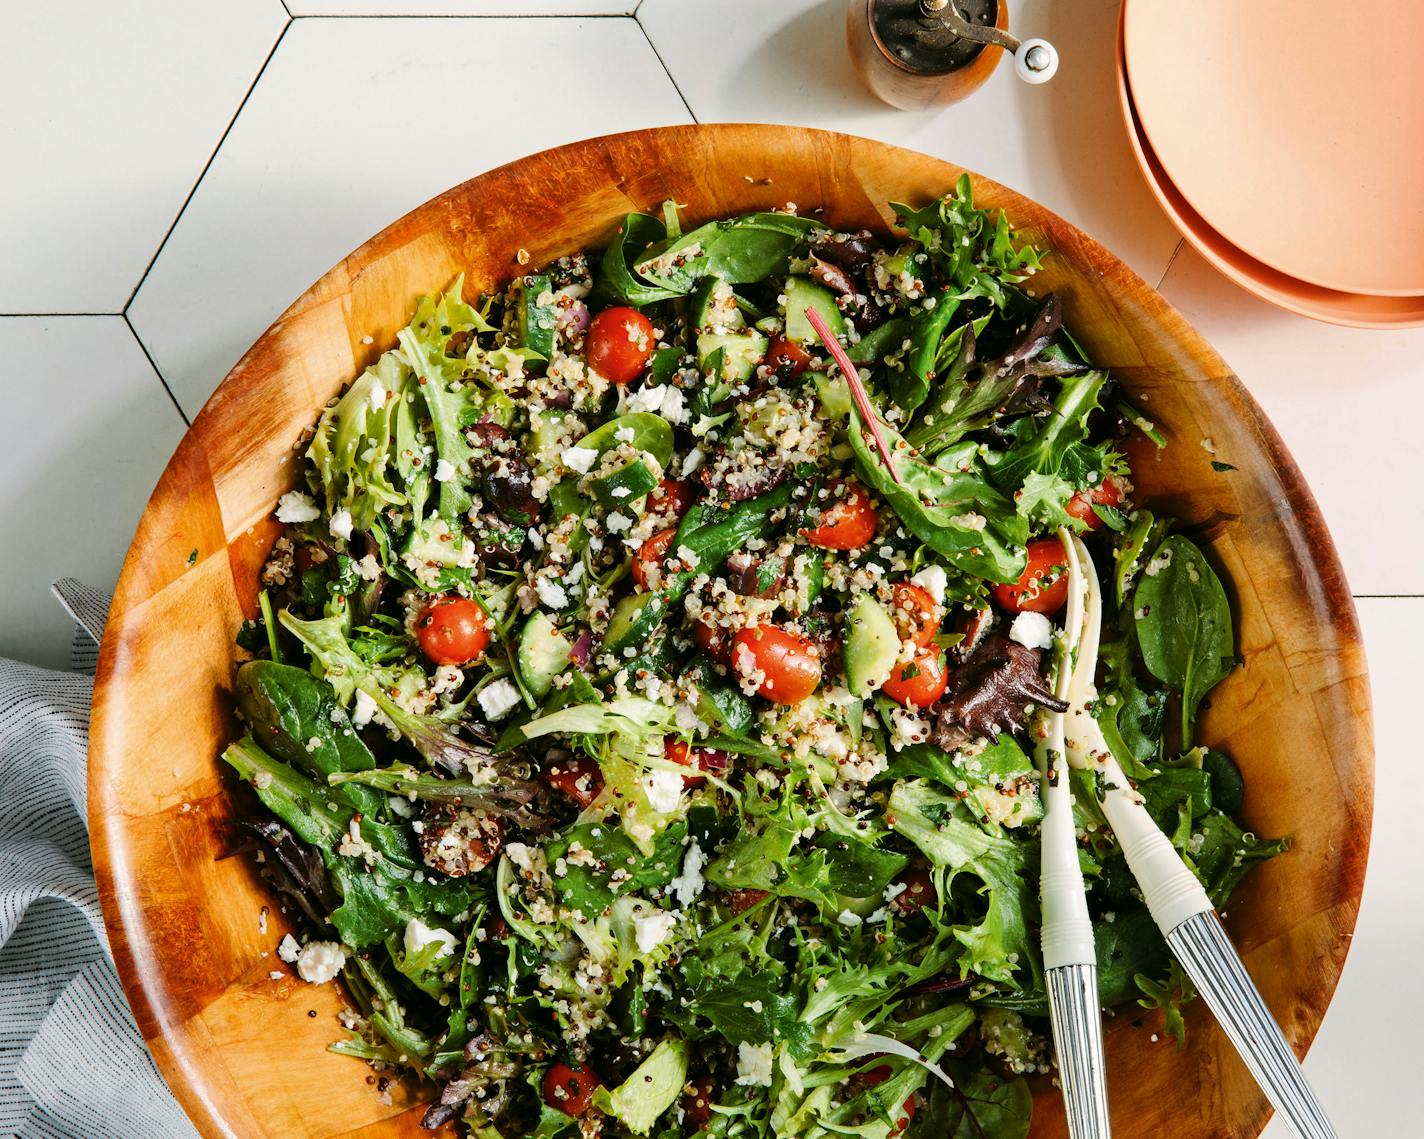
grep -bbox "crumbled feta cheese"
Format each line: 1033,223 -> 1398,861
535,576 -> 569,610
626,384 -> 666,415
404,918 -> 458,960
837,909 -> 864,927
643,766 -> 683,814
562,445 -> 599,474
351,688 -> 379,729
949,512 -> 987,531
434,458 -> 457,482
277,934 -> 301,963
605,511 -> 632,533
296,940 -> 346,984
276,491 -> 320,524
1009,611 -> 1053,651
735,1042 -> 774,1087
328,508 -> 353,541
477,679 -> 522,722
633,910 -> 678,954
670,840 -> 707,907
910,564 -> 948,606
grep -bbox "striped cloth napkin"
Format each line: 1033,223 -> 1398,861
0,582 -> 195,1139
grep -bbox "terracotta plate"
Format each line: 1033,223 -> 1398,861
1125,0 -> 1424,297
89,125 -> 1372,1139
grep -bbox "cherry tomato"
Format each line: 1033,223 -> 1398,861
650,476 -> 695,517
542,1061 -> 602,1116
881,647 -> 949,708
993,537 -> 1070,615
766,335 -> 812,378
682,1074 -> 717,1131
692,617 -> 734,664
890,582 -> 942,649
726,888 -> 770,914
732,626 -> 823,704
631,528 -> 678,591
586,306 -> 655,384
664,738 -> 730,787
861,1066 -> 917,1137
546,755 -> 603,808
890,865 -> 938,916
1065,476 -> 1123,532
802,480 -> 877,551
415,595 -> 490,665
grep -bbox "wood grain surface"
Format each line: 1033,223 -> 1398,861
87,124 -> 1373,1139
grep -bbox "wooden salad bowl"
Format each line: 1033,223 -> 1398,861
89,125 -> 1372,1139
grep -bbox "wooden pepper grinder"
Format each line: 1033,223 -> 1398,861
847,0 -> 1058,110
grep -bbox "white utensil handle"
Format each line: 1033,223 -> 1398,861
1098,760 -> 1213,934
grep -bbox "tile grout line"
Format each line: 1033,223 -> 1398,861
278,0 -> 293,16
287,11 -> 633,18
1353,594 -> 1424,600
634,10 -> 697,123
121,18 -> 293,317
123,313 -> 191,428
0,312 -> 123,318
1154,238 -> 1184,290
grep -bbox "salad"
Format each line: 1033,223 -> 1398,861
225,177 -> 1284,1138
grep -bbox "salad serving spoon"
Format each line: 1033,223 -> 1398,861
1059,535 -> 1339,1139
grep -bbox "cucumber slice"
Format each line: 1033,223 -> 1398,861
510,271 -> 556,360
784,275 -> 845,344
602,592 -> 665,656
589,457 -> 659,509
812,371 -> 852,420
517,612 -> 571,699
843,595 -> 900,697
689,275 -> 743,331
696,329 -> 768,383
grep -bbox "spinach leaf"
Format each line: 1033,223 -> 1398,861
692,972 -> 813,1057
545,822 -> 688,918
635,211 -> 821,294
235,660 -> 382,816
812,833 -> 908,899
598,212 -> 682,305
1132,536 -> 1236,744
924,1059 -> 1032,1139
574,412 -> 675,468
846,406 -> 1027,583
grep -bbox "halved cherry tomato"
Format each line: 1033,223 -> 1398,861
1065,476 -> 1123,531
890,865 -> 938,916
415,595 -> 489,665
631,528 -> 678,590
802,480 -> 878,551
546,755 -> 603,808
766,335 -> 812,378
732,626 -> 823,704
542,1061 -> 602,1116
682,1074 -> 718,1131
726,888 -> 770,914
890,581 -> 943,649
692,617 -> 734,664
664,738 -> 730,787
861,1066 -> 917,1137
586,306 -> 655,384
993,537 -> 1070,615
881,646 -> 949,708
650,476 -> 695,517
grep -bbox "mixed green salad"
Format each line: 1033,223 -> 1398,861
226,177 -> 1284,1138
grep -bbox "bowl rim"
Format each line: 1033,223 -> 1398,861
87,123 -> 1373,1139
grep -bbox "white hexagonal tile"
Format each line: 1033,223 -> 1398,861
0,317 -> 186,670
0,0 -> 288,315
1259,597 -> 1424,1137
1158,247 -> 1424,598
289,2 -> 634,12
638,0 -> 1180,284
129,16 -> 692,419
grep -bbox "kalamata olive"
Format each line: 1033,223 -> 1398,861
726,551 -> 787,598
809,254 -> 857,298
809,233 -> 879,270
480,454 -> 540,526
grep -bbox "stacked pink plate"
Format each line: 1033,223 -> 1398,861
1118,0 -> 1424,328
